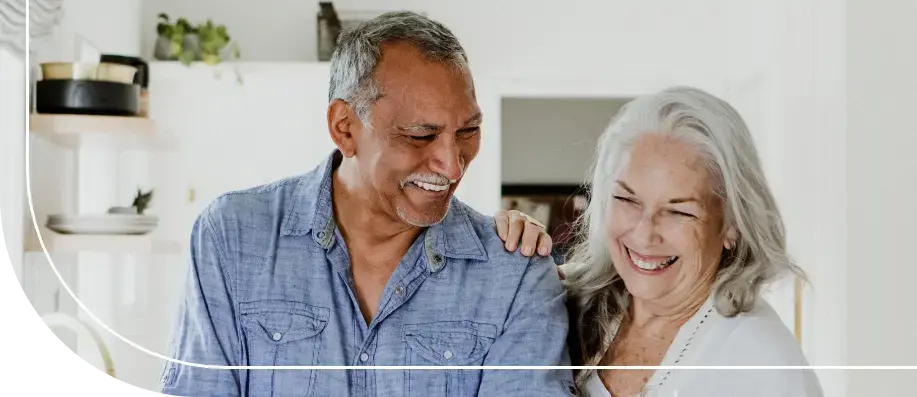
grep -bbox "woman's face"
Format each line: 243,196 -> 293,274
607,134 -> 730,303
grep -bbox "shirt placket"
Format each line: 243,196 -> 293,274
322,223 -> 441,396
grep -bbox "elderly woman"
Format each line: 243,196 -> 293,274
496,87 -> 823,396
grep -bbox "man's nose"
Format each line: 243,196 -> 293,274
429,136 -> 465,182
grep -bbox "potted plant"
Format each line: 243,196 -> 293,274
153,14 -> 243,83
154,13 -> 200,65
196,19 -> 241,65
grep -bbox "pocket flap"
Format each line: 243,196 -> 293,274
240,300 -> 329,345
402,321 -> 497,365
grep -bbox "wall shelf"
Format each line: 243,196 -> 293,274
29,114 -> 174,150
25,229 -> 182,255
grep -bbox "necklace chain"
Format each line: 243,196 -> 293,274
654,306 -> 714,387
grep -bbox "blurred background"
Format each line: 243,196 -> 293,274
1,0 -> 911,396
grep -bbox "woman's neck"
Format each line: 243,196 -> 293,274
629,285 -> 711,331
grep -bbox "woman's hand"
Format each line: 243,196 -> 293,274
494,209 -> 553,257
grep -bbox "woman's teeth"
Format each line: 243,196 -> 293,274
412,181 -> 448,192
629,250 -> 678,271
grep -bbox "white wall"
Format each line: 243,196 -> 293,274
140,0 -> 731,81
0,47 -> 25,282
33,0 -> 142,63
501,98 -> 626,184
847,0 -> 917,394
146,61 -> 335,244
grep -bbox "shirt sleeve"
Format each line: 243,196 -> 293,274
476,254 -> 577,396
160,209 -> 243,396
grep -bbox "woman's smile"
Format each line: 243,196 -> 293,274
625,245 -> 679,273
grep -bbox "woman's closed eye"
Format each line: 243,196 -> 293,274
613,196 -> 637,205
667,209 -> 697,218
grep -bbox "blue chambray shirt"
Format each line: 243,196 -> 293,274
160,151 -> 575,397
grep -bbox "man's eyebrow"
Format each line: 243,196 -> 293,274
464,112 -> 483,125
398,113 -> 483,134
398,124 -> 442,134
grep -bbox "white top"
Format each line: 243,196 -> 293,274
581,296 -> 823,397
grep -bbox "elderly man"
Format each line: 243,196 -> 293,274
160,11 -> 574,397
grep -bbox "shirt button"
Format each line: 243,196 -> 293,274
317,231 -> 326,239
432,254 -> 443,263
443,350 -> 453,360
394,285 -> 405,296
272,332 -> 282,341
360,353 -> 369,362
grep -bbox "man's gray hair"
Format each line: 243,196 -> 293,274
562,86 -> 806,386
328,11 -> 469,124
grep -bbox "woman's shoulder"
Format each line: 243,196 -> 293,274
692,300 -> 824,396
708,299 -> 808,366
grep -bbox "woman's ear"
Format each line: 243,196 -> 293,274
724,226 -> 738,249
328,99 -> 360,158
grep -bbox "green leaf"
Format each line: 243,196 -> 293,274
202,53 -> 220,65
179,50 -> 196,66
170,41 -> 182,57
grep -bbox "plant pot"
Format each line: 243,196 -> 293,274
182,34 -> 201,57
153,34 -> 202,61
153,36 -> 174,60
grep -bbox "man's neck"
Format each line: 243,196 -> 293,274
331,161 -> 423,266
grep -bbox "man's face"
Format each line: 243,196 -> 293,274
353,42 -> 481,227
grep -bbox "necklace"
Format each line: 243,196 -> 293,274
598,299 -> 716,395
653,305 -> 714,388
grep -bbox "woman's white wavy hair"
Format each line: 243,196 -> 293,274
563,86 -> 805,385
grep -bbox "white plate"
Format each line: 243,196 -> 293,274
47,222 -> 157,235
48,219 -> 159,226
48,214 -> 158,223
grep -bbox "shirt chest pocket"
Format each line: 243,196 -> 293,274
240,301 -> 329,397
402,321 -> 497,396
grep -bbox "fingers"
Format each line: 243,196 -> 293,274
537,233 -> 553,256
504,211 -> 527,252
520,221 -> 543,256
494,210 -> 510,241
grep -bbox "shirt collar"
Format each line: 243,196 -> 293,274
280,150 -> 488,268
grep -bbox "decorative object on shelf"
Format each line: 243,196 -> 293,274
39,61 -> 138,83
154,13 -> 243,84
316,3 -> 395,61
100,54 -> 150,117
46,214 -> 159,235
154,13 -> 198,64
316,2 -> 342,61
44,188 -> 158,235
196,19 -> 240,65
131,188 -> 154,214
0,0 -> 64,57
35,61 -> 142,116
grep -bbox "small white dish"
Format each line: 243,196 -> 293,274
46,213 -> 159,235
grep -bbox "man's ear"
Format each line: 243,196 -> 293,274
328,99 -> 360,158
